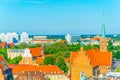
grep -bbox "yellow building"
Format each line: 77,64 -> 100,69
70,38 -> 112,80
7,49 -> 24,59
70,48 -> 93,80
12,65 -> 69,80
0,68 -> 4,80
0,56 -> 13,80
19,48 -> 36,65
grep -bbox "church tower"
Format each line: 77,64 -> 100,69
100,14 -> 108,52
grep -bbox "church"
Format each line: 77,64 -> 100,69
70,18 -> 112,80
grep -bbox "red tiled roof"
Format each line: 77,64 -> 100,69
0,42 -> 6,48
60,40 -> 66,43
70,49 -> 112,67
86,50 -> 98,67
0,56 -> 9,70
86,49 -> 112,67
70,52 -> 78,64
11,65 -> 64,75
8,42 -> 14,47
36,57 -> 43,64
29,47 -> 42,57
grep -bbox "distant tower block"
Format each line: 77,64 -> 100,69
65,34 -> 71,44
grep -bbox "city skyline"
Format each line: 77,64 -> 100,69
0,0 -> 120,35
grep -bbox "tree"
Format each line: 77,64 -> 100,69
82,44 -> 92,50
55,51 -> 70,59
116,68 -> 120,72
43,56 -> 56,65
0,48 -> 8,61
92,44 -> 99,49
8,56 -> 22,64
57,56 -> 68,73
114,51 -> 120,59
19,42 -> 28,49
68,43 -> 80,51
108,40 -> 113,51
45,42 -> 68,54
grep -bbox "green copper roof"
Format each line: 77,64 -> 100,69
102,14 -> 106,38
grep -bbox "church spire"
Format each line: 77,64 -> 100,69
102,13 -> 106,38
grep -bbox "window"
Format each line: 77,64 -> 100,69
33,76 -> 36,80
24,76 -> 27,80
19,76 -> 22,80
4,65 -> 8,69
1,61 -> 5,65
26,59 -> 29,64
28,76 -> 31,80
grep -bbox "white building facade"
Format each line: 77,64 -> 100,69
0,33 -> 6,42
20,32 -> 29,43
0,32 -> 18,44
7,49 -> 24,59
65,34 -> 71,44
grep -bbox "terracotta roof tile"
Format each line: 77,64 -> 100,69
0,56 -> 9,70
8,42 -> 14,47
0,42 -> 6,48
70,52 -> 78,64
70,49 -> 112,67
86,49 -> 112,67
29,47 -> 42,57
11,65 -> 64,75
36,57 -> 43,64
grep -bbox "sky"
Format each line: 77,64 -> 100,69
0,0 -> 120,35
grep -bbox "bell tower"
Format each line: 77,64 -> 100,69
100,14 -> 108,52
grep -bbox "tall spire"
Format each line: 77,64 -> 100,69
102,13 -> 106,38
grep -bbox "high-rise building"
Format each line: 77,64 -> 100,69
0,32 -> 18,44
11,32 -> 18,43
65,34 -> 71,44
5,32 -> 13,44
0,33 -> 6,42
71,35 -> 80,42
20,32 -> 29,43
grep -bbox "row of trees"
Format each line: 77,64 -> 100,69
7,56 -> 22,64
0,48 -> 8,61
44,42 -> 100,73
0,48 -> 22,64
11,42 -> 41,49
43,56 -> 68,73
0,41 -> 110,73
108,40 -> 120,59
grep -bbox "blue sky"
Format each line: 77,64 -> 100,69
0,0 -> 119,35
